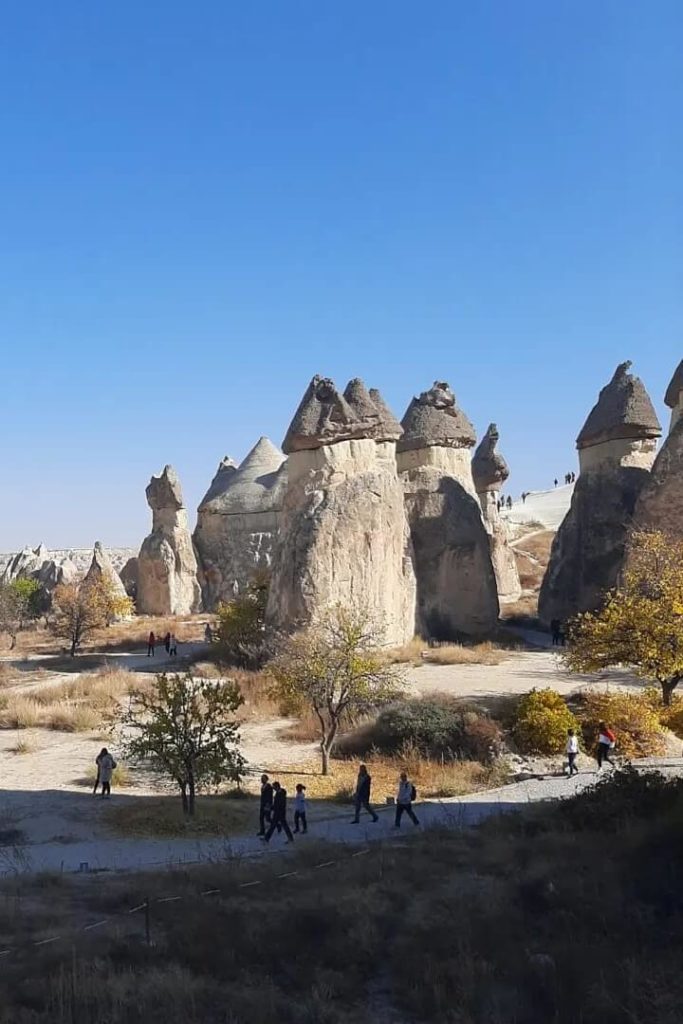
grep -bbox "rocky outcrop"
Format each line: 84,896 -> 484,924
0,544 -> 77,605
630,359 -> 683,540
119,557 -> 139,601
397,382 -> 499,639
82,542 -> 132,618
539,362 -> 661,624
472,424 -> 521,603
193,439 -> 286,608
137,466 -> 201,616
267,377 -> 416,645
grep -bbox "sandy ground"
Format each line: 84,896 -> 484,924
0,637 -> 658,874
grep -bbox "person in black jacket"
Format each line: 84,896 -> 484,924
258,773 -> 273,836
351,764 -> 378,824
263,782 -> 294,842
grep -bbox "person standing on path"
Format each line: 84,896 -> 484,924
147,631 -> 156,657
596,722 -> 616,770
263,782 -> 294,842
566,729 -> 579,776
394,772 -> 419,828
164,631 -> 171,654
169,634 -> 178,657
351,764 -> 378,824
258,774 -> 273,836
293,784 -> 308,834
96,748 -> 117,798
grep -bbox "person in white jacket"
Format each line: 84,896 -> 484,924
395,772 -> 419,828
566,729 -> 579,776
96,748 -> 117,798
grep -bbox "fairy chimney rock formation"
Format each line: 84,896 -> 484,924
539,362 -> 662,625
82,542 -> 132,619
630,358 -> 683,541
267,376 -> 416,645
397,382 -> 499,639
472,424 -> 521,603
137,466 -> 201,616
193,439 -> 287,608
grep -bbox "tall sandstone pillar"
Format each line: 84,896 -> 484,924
397,382 -> 499,640
539,361 -> 661,625
266,376 -> 416,645
137,466 -> 202,616
630,359 -> 683,540
472,423 -> 521,603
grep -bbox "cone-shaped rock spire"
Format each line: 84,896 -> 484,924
664,359 -> 683,411
576,361 -> 661,450
198,457 -> 238,510
398,381 -> 477,452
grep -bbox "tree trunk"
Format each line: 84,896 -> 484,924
321,743 -> 330,776
188,771 -> 196,816
180,783 -> 189,815
661,678 -> 680,707
70,636 -> 77,657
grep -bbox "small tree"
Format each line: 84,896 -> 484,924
122,673 -> 245,815
268,605 -> 403,774
0,578 -> 43,648
51,581 -> 108,656
565,532 -> 683,705
215,571 -> 270,667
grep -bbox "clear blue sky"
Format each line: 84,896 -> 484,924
0,1 -> 681,550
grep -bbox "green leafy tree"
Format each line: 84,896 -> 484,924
215,571 -> 270,667
122,673 -> 245,816
268,605 -> 403,774
565,531 -> 683,705
0,578 -> 43,648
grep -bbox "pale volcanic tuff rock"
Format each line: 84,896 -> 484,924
82,541 -> 132,619
193,439 -> 287,608
137,466 -> 202,616
0,544 -> 78,605
539,362 -> 662,625
397,383 -> 499,639
630,359 -> 683,541
267,378 -> 416,645
472,424 -> 521,603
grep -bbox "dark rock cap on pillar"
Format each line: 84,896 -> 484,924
472,423 -> 510,491
576,361 -> 661,450
397,381 -> 477,453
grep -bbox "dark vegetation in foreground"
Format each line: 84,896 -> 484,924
1,769 -> 682,1023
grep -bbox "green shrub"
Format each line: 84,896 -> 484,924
214,572 -> 271,668
512,688 -> 578,755
335,697 -> 503,764
574,690 -> 666,758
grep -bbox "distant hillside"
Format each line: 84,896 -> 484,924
0,547 -> 136,576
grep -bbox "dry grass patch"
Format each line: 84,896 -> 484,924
46,705 -> 101,733
382,636 -> 428,665
106,791 -> 253,838
0,696 -> 42,729
10,737 -> 38,755
422,641 -> 507,666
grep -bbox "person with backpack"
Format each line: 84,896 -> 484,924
395,772 -> 419,828
263,781 -> 294,842
351,764 -> 378,824
293,783 -> 308,834
597,722 -> 616,770
257,773 -> 273,836
566,728 -> 579,776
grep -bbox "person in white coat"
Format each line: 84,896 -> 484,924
566,728 -> 579,776
96,748 -> 117,798
395,772 -> 419,828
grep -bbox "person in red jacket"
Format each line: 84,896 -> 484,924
597,722 -> 616,769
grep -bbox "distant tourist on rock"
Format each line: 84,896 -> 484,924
169,633 -> 178,657
263,781 -> 294,842
293,783 -> 308,834
554,478 -> 558,488
596,722 -> 616,770
506,495 -> 512,509
164,631 -> 171,654
351,764 -> 379,824
394,772 -> 419,828
571,471 -> 576,482
147,631 -> 155,657
521,492 -> 527,504
258,773 -> 273,836
96,748 -> 117,798
566,729 -> 579,776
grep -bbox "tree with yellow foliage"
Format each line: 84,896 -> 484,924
268,605 -> 403,774
565,532 -> 683,705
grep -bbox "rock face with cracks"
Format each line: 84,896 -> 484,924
539,362 -> 661,625
267,377 -> 416,645
82,542 -> 132,619
137,466 -> 201,616
397,382 -> 499,639
193,439 -> 287,608
630,359 -> 683,542
472,423 -> 521,603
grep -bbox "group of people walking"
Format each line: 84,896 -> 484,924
147,631 -> 178,657
565,722 -> 617,776
257,765 -> 421,841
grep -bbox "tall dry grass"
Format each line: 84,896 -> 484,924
383,637 -> 508,667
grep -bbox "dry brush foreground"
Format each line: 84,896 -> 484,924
0,770 -> 681,1023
